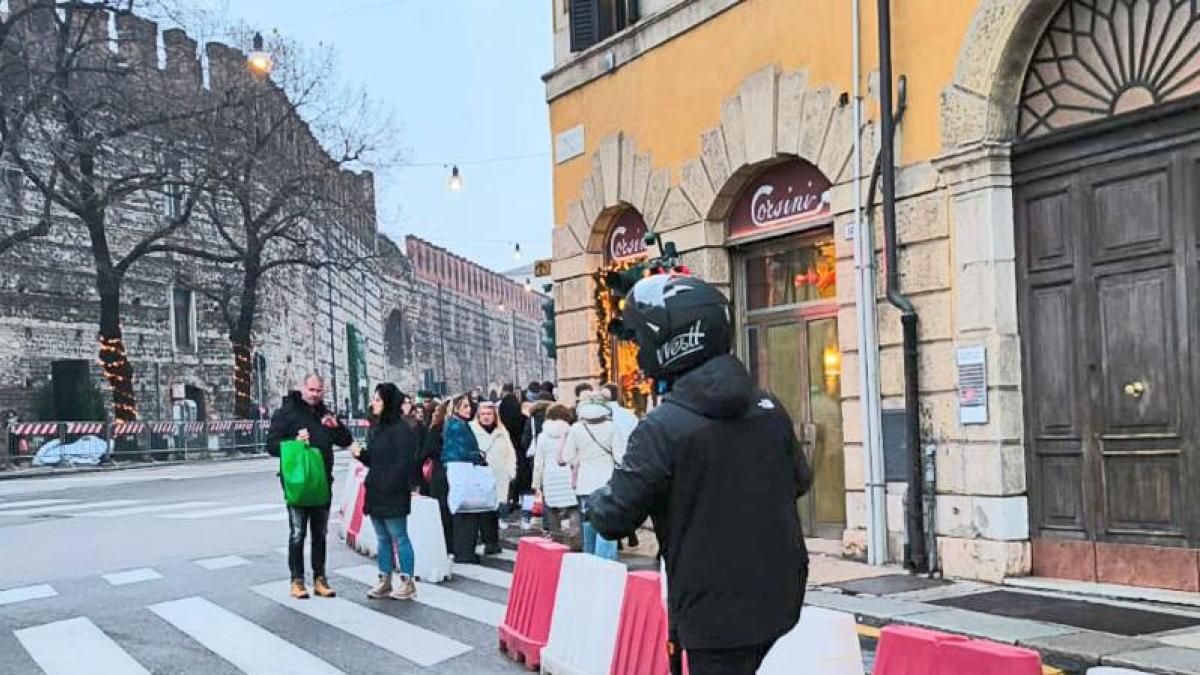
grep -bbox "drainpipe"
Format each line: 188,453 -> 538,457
877,0 -> 927,574
852,0 -> 888,567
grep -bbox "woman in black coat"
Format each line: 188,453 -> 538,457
351,383 -> 421,601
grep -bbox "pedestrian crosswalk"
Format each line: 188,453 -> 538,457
1,552 -> 524,674
0,496 -> 287,523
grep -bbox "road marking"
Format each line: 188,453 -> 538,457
150,597 -> 343,675
16,617 -> 150,675
158,503 -> 279,519
0,499 -> 144,516
0,499 -> 77,510
453,563 -> 513,589
81,501 -> 220,517
252,580 -> 472,667
334,564 -> 506,626
193,555 -> 251,570
0,584 -> 57,607
103,568 -> 163,586
242,511 -> 288,522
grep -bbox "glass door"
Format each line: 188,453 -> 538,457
739,231 -> 844,539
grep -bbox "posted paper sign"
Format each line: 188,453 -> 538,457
956,346 -> 988,425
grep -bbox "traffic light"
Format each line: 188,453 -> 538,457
540,288 -> 557,359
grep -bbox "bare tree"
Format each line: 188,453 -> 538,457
0,0 -> 226,421
178,32 -> 395,419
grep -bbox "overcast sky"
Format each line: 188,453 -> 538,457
227,0 -> 555,275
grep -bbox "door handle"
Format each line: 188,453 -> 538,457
800,423 -> 817,466
1123,381 -> 1146,398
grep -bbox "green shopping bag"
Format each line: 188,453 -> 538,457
280,440 -> 330,507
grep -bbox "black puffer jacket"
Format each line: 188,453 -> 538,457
588,354 -> 812,650
266,391 -> 353,498
360,420 -> 421,519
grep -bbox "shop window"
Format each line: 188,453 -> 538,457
745,238 -> 837,311
570,0 -> 639,53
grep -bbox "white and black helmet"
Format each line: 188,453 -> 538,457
622,274 -> 732,379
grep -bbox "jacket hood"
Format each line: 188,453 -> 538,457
576,395 -> 612,423
529,400 -> 553,417
668,354 -> 756,420
541,419 -> 570,438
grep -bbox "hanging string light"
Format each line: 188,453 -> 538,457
246,32 -> 274,77
447,165 -> 463,192
512,242 -> 522,262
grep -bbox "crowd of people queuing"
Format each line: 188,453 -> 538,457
266,374 -> 640,602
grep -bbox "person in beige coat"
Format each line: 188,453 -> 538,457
471,402 -> 516,555
562,394 -> 627,560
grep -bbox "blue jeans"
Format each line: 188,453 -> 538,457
371,515 -> 415,577
578,495 -> 618,560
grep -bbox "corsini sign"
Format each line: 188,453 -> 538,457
728,161 -> 832,240
605,209 -> 649,263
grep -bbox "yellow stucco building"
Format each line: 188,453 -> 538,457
545,0 -> 1200,591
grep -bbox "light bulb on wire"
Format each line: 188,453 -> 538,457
512,243 -> 522,262
447,165 -> 463,192
247,32 -> 273,77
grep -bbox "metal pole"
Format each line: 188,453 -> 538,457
480,298 -> 490,388
360,269 -> 370,400
327,265 -> 339,413
511,310 -> 518,387
154,361 -> 162,421
437,283 -> 448,395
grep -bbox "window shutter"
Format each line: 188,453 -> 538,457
570,0 -> 600,53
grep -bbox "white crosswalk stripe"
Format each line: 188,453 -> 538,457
242,511 -> 288,522
80,501 -> 221,518
0,499 -> 145,516
15,617 -> 150,675
103,568 -> 163,587
0,498 -> 77,510
453,563 -> 513,589
0,583 -> 57,607
193,555 -> 252,570
158,503 -> 279,519
150,596 -> 344,675
334,564 -> 507,626
252,580 -> 473,667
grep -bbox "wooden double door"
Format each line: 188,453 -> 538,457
1015,110 -> 1200,569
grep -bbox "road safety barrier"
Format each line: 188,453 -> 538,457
410,495 -> 452,583
1087,668 -> 1153,674
759,606 -> 864,675
609,572 -> 671,675
2,419 -> 275,468
498,537 -> 569,670
541,553 -> 627,675
874,624 -> 1043,675
338,461 -> 377,556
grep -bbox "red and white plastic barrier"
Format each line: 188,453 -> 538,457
498,537 -> 570,670
759,606 -> 863,675
609,572 -> 671,675
541,553 -> 627,675
873,624 -> 1041,675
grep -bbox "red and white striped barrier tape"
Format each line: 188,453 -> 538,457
66,422 -> 104,435
112,422 -> 145,436
8,423 -> 57,436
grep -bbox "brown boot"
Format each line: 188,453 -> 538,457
290,580 -> 310,599
366,573 -> 392,600
313,576 -> 336,598
390,574 -> 416,601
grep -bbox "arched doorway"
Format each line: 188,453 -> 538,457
1014,1 -> 1200,587
596,207 -> 654,413
727,159 -> 843,539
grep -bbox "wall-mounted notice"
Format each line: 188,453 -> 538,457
956,346 -> 988,425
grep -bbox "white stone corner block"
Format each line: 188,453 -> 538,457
654,186 -> 702,232
776,68 -> 809,158
644,168 -> 671,229
700,128 -> 731,196
564,201 -> 591,258
740,64 -> 780,165
630,153 -> 653,215
599,132 -> 622,209
721,94 -> 748,172
680,159 -> 716,220
818,103 -> 856,184
618,135 -> 635,207
799,87 -> 834,165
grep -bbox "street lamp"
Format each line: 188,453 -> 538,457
447,165 -> 463,192
247,32 -> 273,77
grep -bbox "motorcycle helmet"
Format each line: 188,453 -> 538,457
621,273 -> 732,379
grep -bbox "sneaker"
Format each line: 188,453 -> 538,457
366,574 -> 392,600
290,580 -> 310,599
390,574 -> 416,600
313,576 -> 337,598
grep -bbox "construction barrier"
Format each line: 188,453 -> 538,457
541,553 -> 628,675
410,495 -> 452,583
609,572 -> 671,675
498,537 -> 569,670
758,606 -> 864,675
873,625 -> 969,675
1087,668 -> 1153,674
938,640 -> 1041,675
337,461 -> 377,557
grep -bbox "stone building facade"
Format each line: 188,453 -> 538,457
0,10 -> 552,425
546,0 -> 1200,591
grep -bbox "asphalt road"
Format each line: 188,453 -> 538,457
0,455 -> 527,674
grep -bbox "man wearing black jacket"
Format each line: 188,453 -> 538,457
266,374 -> 353,600
588,275 -> 811,675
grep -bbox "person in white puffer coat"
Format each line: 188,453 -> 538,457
531,403 -> 581,549
562,394 -> 628,560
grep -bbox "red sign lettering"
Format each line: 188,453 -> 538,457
728,161 -> 832,240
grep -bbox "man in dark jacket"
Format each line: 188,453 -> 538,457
498,384 -> 528,510
588,275 -> 811,675
266,374 -> 353,600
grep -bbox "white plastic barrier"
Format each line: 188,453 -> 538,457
410,495 -> 452,582
541,553 -> 628,675
757,606 -> 864,675
1087,669 -> 1154,674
